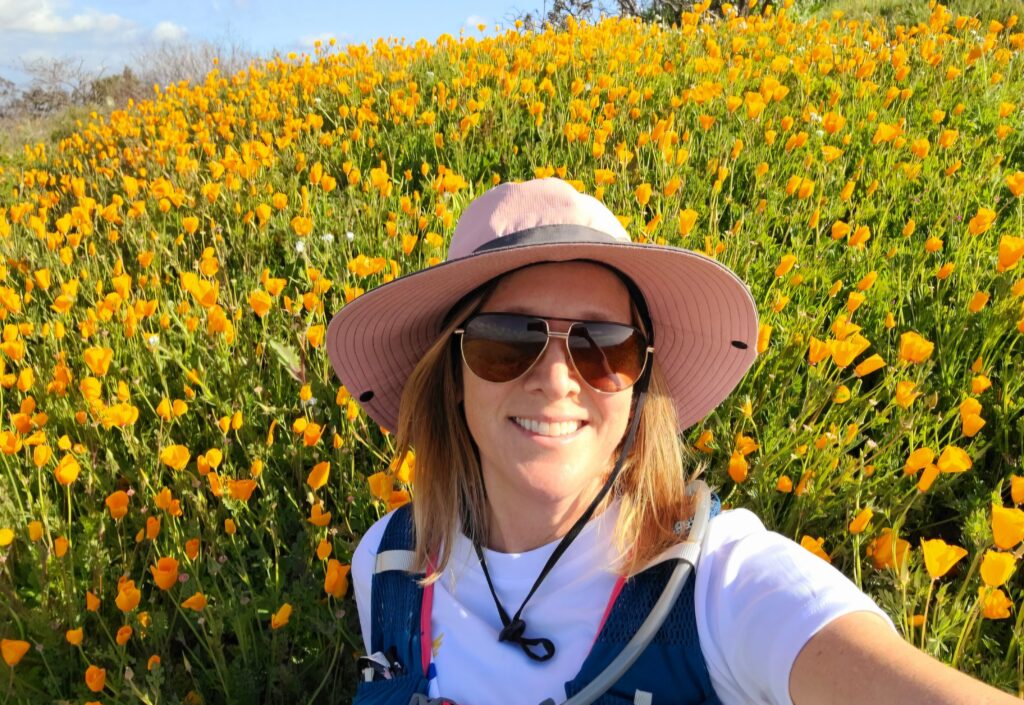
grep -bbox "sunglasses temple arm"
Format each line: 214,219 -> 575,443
577,329 -> 619,382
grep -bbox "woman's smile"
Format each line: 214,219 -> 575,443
510,415 -> 587,440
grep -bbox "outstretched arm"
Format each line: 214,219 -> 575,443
790,611 -> 1020,705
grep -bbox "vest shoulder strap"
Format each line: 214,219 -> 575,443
564,494 -> 723,705
369,505 -> 421,656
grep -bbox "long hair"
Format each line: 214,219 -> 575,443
393,267 -> 702,580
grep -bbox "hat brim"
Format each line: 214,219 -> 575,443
326,241 -> 759,433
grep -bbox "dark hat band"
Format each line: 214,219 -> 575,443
472,224 -> 619,254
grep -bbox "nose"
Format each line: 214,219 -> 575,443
524,334 -> 582,399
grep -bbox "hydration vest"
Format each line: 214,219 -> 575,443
353,500 -> 723,705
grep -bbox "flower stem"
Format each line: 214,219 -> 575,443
951,593 -> 981,670
920,579 -> 934,651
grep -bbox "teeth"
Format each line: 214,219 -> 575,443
512,417 -> 581,437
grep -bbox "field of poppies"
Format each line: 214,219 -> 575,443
0,1 -> 1023,702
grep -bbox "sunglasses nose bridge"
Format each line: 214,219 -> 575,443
523,328 -> 585,393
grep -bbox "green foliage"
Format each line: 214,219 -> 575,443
0,4 -> 1023,702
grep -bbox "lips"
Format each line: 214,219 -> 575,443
511,417 -> 585,437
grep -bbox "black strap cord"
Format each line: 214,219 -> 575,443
473,367 -> 652,662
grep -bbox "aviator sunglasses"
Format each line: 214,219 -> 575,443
454,313 -> 654,393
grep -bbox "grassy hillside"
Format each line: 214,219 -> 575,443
0,3 -> 1023,701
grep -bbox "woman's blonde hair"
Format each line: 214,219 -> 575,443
394,265 -> 702,580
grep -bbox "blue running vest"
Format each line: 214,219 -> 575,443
353,500 -> 723,705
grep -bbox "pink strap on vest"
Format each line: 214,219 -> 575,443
594,575 -> 627,644
420,557 -> 437,675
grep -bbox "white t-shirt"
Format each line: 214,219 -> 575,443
352,504 -> 892,705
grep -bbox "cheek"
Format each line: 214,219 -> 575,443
460,372 -> 496,438
601,396 -> 634,446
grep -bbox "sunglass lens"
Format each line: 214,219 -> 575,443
568,323 -> 646,393
462,314 -> 548,383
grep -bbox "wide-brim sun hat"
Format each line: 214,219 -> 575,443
326,177 -> 759,433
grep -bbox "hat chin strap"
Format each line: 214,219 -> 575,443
472,366 -> 653,662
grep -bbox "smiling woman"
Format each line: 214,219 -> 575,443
460,263 -> 637,553
325,178 -> 1018,705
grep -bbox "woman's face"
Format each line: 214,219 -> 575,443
461,262 -> 635,518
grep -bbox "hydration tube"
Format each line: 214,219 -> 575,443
549,479 -> 713,705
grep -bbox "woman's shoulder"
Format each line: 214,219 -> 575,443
700,506 -> 844,581
699,505 -> 777,560
705,506 -> 767,543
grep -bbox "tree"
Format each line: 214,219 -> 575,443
0,76 -> 16,118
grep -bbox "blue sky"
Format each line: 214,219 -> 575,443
0,0 -> 539,85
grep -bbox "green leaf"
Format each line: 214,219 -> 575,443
268,339 -> 305,383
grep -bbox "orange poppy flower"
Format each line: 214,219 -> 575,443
324,559 -> 351,598
991,504 -> 1024,549
150,557 -> 180,591
249,290 -> 272,317
54,454 -> 81,485
866,529 -> 910,571
854,354 -> 885,377
308,504 -> 332,527
1,639 -> 30,667
998,235 -> 1024,272
848,508 -> 873,534
159,445 -> 191,471
678,209 -> 698,237
727,452 -> 748,483
980,550 -> 1017,588
898,331 -> 934,363
105,491 -> 129,520
979,587 -> 1013,619
920,538 -> 968,580
85,665 -> 106,693
307,461 -> 330,491
116,580 -> 141,612
1011,476 -> 1024,506
967,207 -> 995,236
799,536 -> 830,563
937,445 -> 972,473
271,603 -> 292,629
227,478 -> 257,502
182,593 -> 208,611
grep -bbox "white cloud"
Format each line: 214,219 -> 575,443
0,0 -> 134,34
152,21 -> 187,43
464,14 -> 491,29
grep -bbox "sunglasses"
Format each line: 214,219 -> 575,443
453,313 -> 654,393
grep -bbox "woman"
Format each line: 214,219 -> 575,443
326,178 -> 1017,705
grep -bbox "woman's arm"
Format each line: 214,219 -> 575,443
790,611 -> 1020,705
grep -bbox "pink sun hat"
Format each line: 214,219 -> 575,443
326,177 -> 759,433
